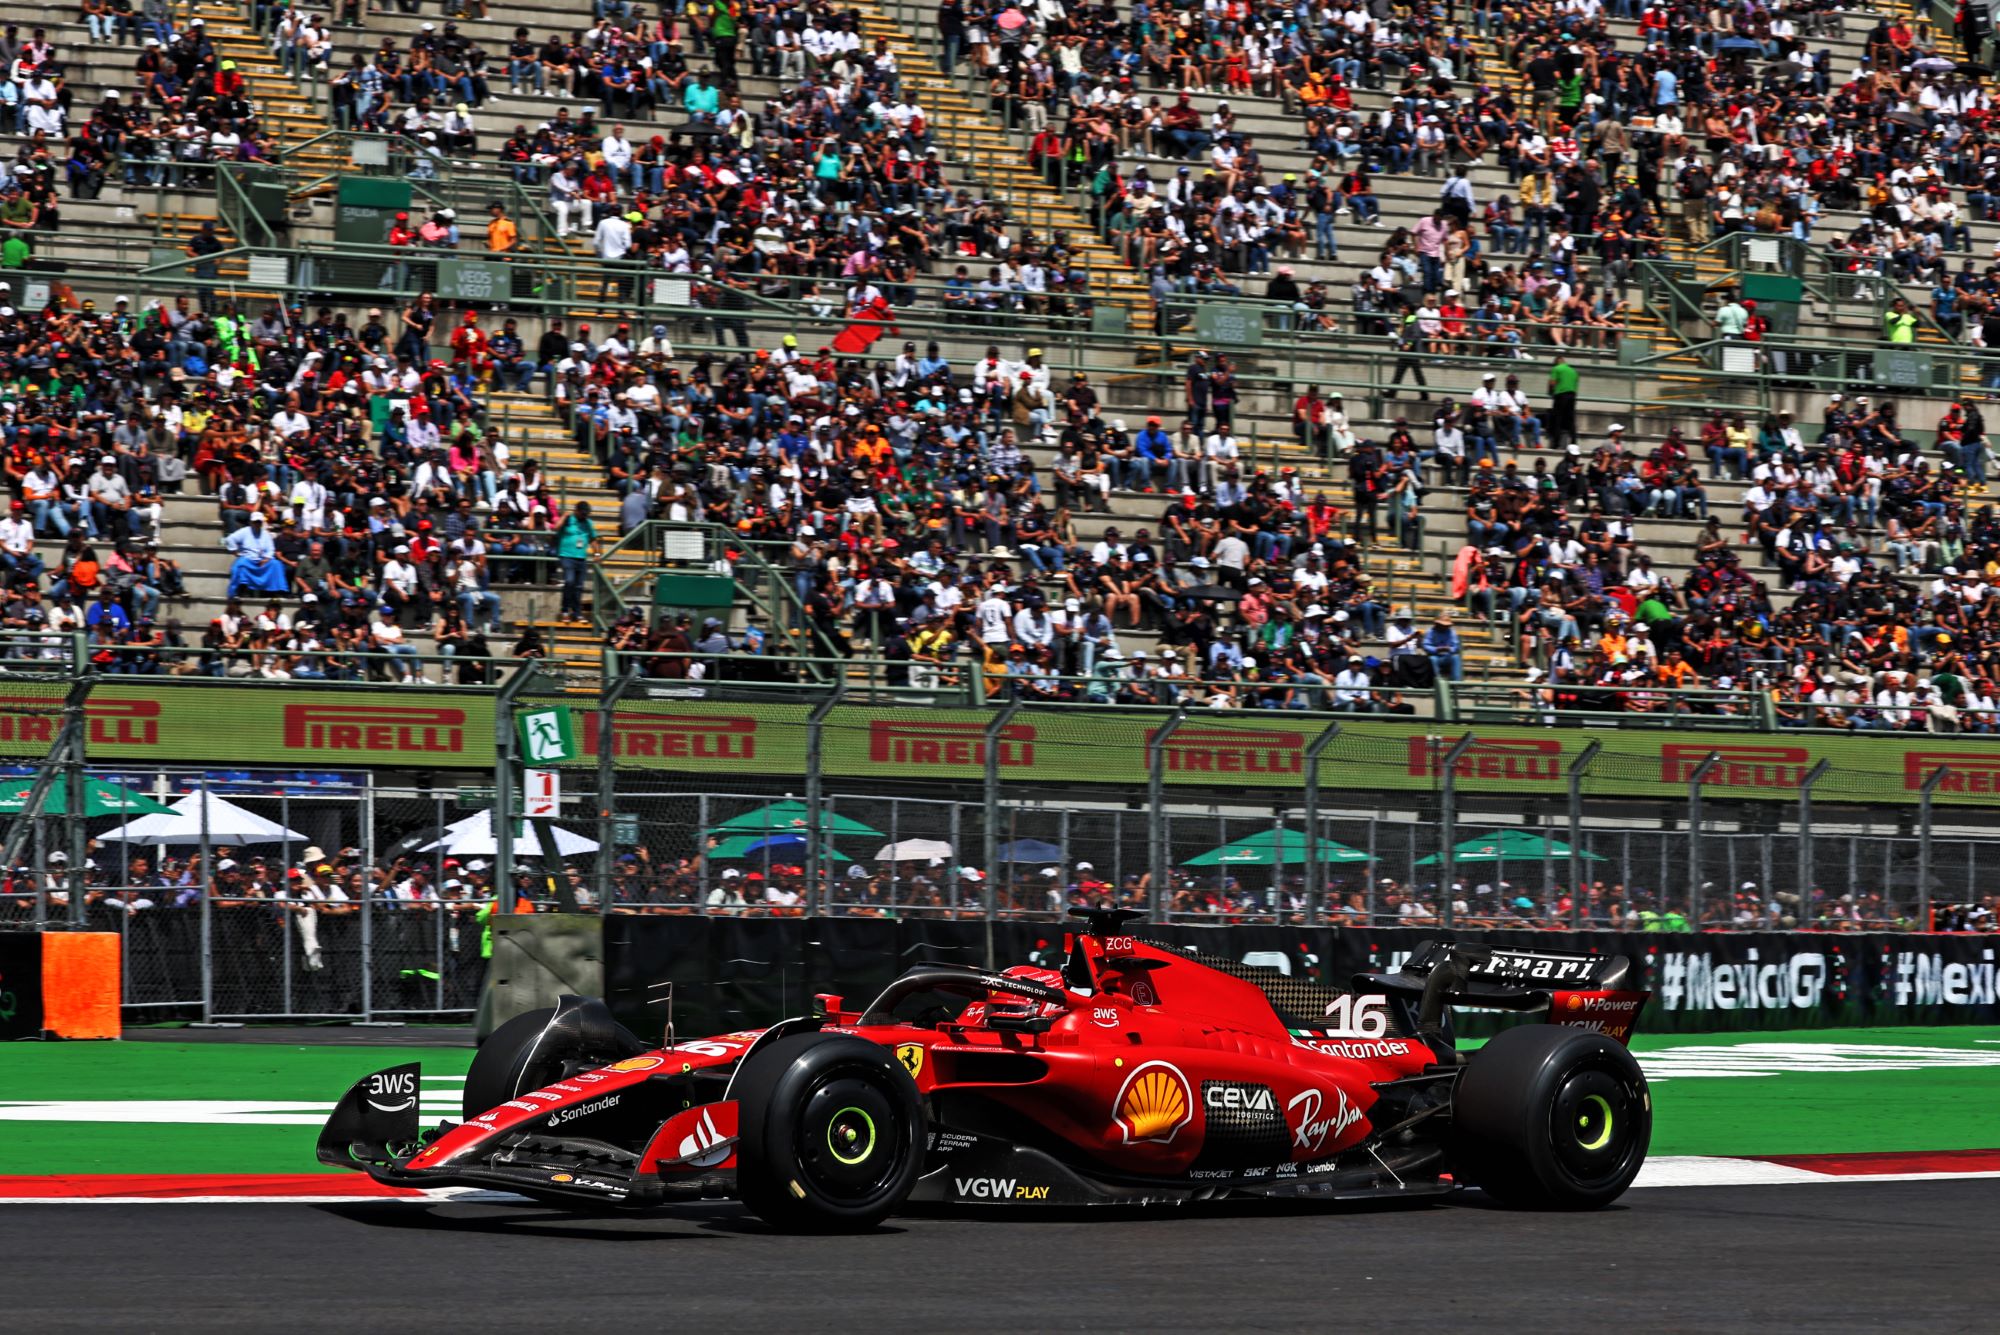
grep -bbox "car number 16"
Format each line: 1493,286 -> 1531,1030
1320,994 -> 1390,1038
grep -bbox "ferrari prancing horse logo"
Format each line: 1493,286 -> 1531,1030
895,1044 -> 924,1079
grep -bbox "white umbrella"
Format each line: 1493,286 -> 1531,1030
95,791 -> 308,845
420,809 -> 599,858
874,838 -> 955,862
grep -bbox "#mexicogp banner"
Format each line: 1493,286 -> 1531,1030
10,686 -> 2000,806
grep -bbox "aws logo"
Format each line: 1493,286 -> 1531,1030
1114,1060 -> 1193,1145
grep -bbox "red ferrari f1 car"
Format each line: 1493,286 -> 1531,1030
319,910 -> 1654,1230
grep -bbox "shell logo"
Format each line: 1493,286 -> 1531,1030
607,1055 -> 664,1073
1114,1061 -> 1193,1145
1566,993 -> 1583,1010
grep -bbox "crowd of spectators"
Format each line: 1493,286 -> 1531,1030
5,15 -> 284,206
0,283 -> 597,682
10,826 -> 1984,933
1422,359 -> 2000,732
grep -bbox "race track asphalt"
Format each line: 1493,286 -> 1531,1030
4,1181 -> 1996,1333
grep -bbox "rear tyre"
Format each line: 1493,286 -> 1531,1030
733,1033 -> 924,1233
461,1007 -> 557,1121
1450,1024 -> 1650,1209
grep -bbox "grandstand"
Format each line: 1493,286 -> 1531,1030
1,0 -> 1995,723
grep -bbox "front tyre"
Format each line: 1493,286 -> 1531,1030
733,1033 -> 924,1233
1450,1024 -> 1651,1209
461,1007 -> 558,1121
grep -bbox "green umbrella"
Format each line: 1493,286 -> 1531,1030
711,800 -> 884,838
705,833 -> 853,863
0,779 -> 177,818
1183,828 -> 1372,868
1415,830 -> 1606,866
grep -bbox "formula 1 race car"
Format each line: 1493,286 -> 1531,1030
319,910 -> 1654,1231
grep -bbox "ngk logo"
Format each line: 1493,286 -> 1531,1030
1903,751 -> 2000,796
0,696 -> 159,747
1661,744 -> 1810,790
868,720 -> 1034,767
1405,736 -> 1562,782
1149,727 -> 1303,776
282,704 -> 465,753
582,712 -> 757,761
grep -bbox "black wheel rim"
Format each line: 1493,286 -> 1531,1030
1549,1065 -> 1641,1188
794,1070 -> 904,1202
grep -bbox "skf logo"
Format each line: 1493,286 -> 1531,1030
1661,744 -> 1810,789
1148,727 -> 1304,776
583,712 -> 757,761
895,1043 -> 924,1079
0,696 -> 159,747
1114,1060 -> 1193,1145
1904,751 -> 2000,796
283,704 -> 465,753
1406,736 -> 1562,781
868,719 -> 1034,767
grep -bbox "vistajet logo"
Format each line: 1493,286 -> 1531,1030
583,712 -> 757,761
1150,727 -> 1304,775
1406,736 -> 1562,782
869,720 -> 1034,767
282,704 -> 465,753
1661,744 -> 1810,789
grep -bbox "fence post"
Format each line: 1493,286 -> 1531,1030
1796,759 -> 1829,927
360,777 -> 375,1023
1146,705 -> 1190,926
805,684 -> 845,915
1302,723 -> 1341,924
1437,733 -> 1478,929
61,699 -> 88,928
1568,740 -> 1600,928
982,701 -> 1022,968
596,664 -> 641,913
1687,752 -> 1721,929
492,665 -> 551,913
198,778 -> 213,1026
1917,765 -> 1951,930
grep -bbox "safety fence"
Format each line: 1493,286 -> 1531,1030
4,685 -> 1998,1021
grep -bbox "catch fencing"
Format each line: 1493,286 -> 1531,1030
6,685 -> 1999,1023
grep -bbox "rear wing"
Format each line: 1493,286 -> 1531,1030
1357,941 -> 1649,1046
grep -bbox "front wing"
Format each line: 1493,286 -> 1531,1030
317,1061 -> 743,1209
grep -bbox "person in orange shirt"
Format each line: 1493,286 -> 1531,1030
486,200 -> 518,253
1655,651 -> 1696,690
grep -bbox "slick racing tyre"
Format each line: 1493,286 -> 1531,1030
462,1007 -> 560,1121
733,1033 -> 924,1233
1450,1024 -> 1651,1210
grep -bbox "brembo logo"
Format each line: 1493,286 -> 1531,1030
0,696 -> 159,747
1661,744 -> 1810,790
869,720 -> 1035,767
1406,736 -> 1562,781
583,712 -> 757,760
282,704 -> 465,753
1148,727 -> 1304,775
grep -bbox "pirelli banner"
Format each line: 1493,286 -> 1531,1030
602,918 -> 2000,1036
13,686 -> 2000,805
